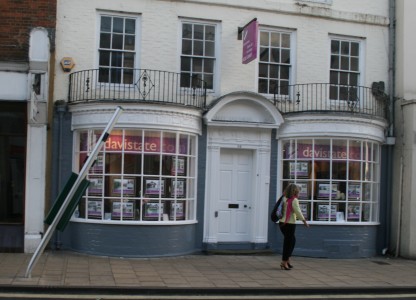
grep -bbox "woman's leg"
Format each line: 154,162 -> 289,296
279,223 -> 296,261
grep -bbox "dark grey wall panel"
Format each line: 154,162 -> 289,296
270,225 -> 378,258
65,222 -> 197,257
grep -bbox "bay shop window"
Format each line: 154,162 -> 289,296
280,138 -> 380,223
74,129 -> 197,223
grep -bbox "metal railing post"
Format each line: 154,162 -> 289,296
25,106 -> 124,278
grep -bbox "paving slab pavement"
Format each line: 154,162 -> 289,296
0,251 -> 416,298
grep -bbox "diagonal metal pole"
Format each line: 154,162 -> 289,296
25,106 -> 123,278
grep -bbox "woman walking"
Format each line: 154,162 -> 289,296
279,183 -> 309,270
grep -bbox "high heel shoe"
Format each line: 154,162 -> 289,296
287,263 -> 293,269
280,263 -> 291,270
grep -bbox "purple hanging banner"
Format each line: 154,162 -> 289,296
242,19 -> 258,64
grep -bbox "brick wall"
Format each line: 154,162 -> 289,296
0,0 -> 56,62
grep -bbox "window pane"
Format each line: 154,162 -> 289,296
124,35 -> 135,51
258,79 -> 268,93
259,63 -> 268,78
113,17 -> 124,33
270,48 -> 280,63
180,73 -> 191,88
101,16 -> 112,32
280,66 -> 290,80
340,72 -> 348,85
125,19 -> 135,34
99,67 -> 109,82
330,71 -> 338,84
192,58 -> 203,72
341,56 -> 349,70
269,80 -> 277,94
341,41 -> 350,55
204,58 -> 214,73
205,41 -> 215,57
182,24 -> 192,38
331,40 -> 339,54
259,47 -> 269,62
331,55 -> 339,69
281,33 -> 290,48
205,25 -> 215,40
270,64 -> 278,79
351,57 -> 359,71
181,57 -> 191,72
111,52 -> 123,67
123,69 -> 133,84
260,31 -> 269,46
350,74 -> 358,86
110,69 -> 121,83
112,34 -> 123,50
123,53 -> 134,68
182,40 -> 192,55
194,24 -> 203,39
270,32 -> 280,47
204,74 -> 213,90
99,51 -> 110,66
193,40 -> 203,56
281,49 -> 290,64
100,33 -> 111,48
351,42 -> 359,56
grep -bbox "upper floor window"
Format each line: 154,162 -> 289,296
258,29 -> 292,96
329,38 -> 361,101
98,15 -> 137,84
180,21 -> 217,90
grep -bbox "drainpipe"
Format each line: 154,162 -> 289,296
384,0 -> 396,256
54,101 -> 67,249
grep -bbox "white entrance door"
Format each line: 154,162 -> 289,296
217,149 -> 253,242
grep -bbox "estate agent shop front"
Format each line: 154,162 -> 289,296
54,91 -> 386,259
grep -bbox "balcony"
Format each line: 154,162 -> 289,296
273,83 -> 388,119
68,69 -> 207,109
68,69 -> 388,120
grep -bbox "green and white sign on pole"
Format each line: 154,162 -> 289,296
25,106 -> 123,278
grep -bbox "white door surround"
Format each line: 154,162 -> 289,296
203,91 -> 284,246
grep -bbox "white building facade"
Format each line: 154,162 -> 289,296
391,0 -> 416,259
50,0 -> 391,258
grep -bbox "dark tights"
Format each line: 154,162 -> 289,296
279,223 -> 296,261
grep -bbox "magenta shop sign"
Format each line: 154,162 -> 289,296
79,133 -> 187,154
104,135 -> 188,154
242,20 -> 258,64
284,143 -> 364,160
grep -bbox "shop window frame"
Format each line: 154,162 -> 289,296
73,129 -> 197,224
279,138 -> 380,224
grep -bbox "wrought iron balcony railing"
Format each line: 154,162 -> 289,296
274,83 -> 388,119
68,69 -> 207,109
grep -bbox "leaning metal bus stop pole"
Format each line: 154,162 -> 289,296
25,106 -> 123,278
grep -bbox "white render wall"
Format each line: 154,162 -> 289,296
55,0 -> 390,104
392,0 -> 416,259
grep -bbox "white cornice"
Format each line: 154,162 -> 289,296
69,103 -> 203,135
277,113 -> 387,142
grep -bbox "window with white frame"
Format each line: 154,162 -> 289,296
98,15 -> 137,84
280,138 -> 380,223
258,29 -> 292,96
180,21 -> 217,90
329,38 -> 361,101
74,129 -> 197,223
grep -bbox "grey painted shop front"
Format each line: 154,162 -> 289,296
51,92 -> 387,258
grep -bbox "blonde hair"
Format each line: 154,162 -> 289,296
284,183 -> 300,199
